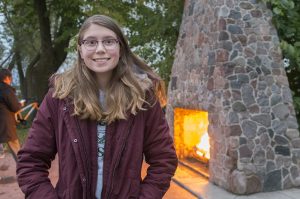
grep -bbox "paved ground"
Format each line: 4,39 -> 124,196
142,162 -> 197,199
0,152 -> 23,198
174,163 -> 300,199
0,152 -> 195,199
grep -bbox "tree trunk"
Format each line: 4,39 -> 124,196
15,49 -> 27,99
25,0 -> 69,103
26,60 -> 56,103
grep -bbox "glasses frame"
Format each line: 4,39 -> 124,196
81,38 -> 120,51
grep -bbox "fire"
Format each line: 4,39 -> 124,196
174,108 -> 210,162
195,132 -> 210,159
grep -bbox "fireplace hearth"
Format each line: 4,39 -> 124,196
173,107 -> 210,177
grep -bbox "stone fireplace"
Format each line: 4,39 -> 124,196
166,0 -> 300,194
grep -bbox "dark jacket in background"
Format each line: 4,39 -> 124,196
17,88 -> 178,199
0,82 -> 21,142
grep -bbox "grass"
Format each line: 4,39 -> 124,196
17,126 -> 30,145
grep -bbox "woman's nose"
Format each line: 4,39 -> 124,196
95,41 -> 106,52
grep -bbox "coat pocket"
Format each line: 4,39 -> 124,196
62,188 -> 70,199
112,178 -> 140,199
112,177 -> 141,198
128,179 -> 140,198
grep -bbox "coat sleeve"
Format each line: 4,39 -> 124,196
140,99 -> 178,199
3,87 -> 21,113
16,90 -> 58,199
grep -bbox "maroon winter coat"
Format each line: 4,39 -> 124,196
0,82 -> 21,143
17,88 -> 178,199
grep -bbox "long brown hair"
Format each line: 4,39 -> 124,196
53,15 -> 164,123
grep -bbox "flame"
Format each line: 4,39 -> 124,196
174,108 -> 210,161
196,132 -> 210,159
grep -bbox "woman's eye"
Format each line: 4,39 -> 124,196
86,40 -> 97,46
103,39 -> 115,45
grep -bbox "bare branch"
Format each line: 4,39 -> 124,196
0,52 -> 13,68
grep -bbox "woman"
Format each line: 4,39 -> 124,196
17,15 -> 178,199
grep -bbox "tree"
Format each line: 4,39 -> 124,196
0,0 -> 86,102
124,1 -> 184,83
0,0 -> 184,102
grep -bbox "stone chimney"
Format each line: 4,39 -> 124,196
166,0 -> 300,194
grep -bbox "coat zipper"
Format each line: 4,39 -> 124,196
75,118 -> 91,199
106,119 -> 134,199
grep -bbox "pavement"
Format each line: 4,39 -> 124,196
0,152 -> 24,198
1,152 -> 299,199
173,163 -> 300,199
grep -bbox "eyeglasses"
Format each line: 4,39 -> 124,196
81,39 -> 119,51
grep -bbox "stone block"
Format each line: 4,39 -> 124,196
263,169 -> 282,191
230,170 -> 247,194
285,129 -> 299,140
246,175 -> 262,194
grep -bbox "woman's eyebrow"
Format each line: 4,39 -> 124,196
83,36 -> 117,40
82,36 -> 97,40
102,36 -> 117,39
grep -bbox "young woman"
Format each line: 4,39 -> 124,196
17,15 -> 178,199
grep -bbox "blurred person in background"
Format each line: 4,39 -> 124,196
0,68 -> 23,161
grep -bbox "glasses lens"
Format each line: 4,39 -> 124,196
83,40 -> 97,51
103,39 -> 118,50
82,39 -> 118,51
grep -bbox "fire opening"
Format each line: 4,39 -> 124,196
174,108 -> 210,165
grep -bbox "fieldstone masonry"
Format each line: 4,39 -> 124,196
166,0 -> 300,194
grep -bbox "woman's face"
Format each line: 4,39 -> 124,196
79,24 -> 120,79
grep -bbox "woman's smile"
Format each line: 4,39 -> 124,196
92,57 -> 111,63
